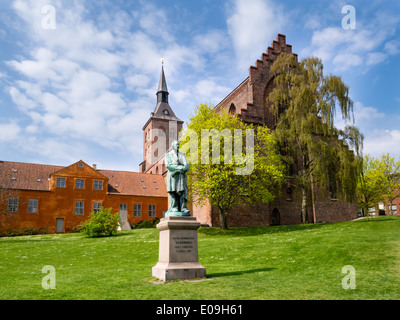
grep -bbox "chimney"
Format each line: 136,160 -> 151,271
93,164 -> 97,170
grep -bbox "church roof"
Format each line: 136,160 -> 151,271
157,65 -> 168,93
143,65 -> 182,129
152,101 -> 181,120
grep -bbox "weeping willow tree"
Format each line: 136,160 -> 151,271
268,53 -> 364,223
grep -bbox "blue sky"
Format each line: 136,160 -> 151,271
0,0 -> 399,171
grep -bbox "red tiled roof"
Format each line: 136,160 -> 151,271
99,169 -> 167,197
0,161 -> 167,197
0,161 -> 63,191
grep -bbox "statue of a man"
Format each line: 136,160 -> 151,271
165,140 -> 190,216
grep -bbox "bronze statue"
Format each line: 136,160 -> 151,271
165,141 -> 190,216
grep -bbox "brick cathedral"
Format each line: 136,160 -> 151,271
141,34 -> 358,227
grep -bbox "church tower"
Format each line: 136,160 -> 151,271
139,64 -> 184,175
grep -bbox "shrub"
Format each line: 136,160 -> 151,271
23,227 -> 37,235
2,229 -> 22,237
70,226 -> 81,233
38,228 -> 48,235
79,208 -> 121,237
132,218 -> 160,229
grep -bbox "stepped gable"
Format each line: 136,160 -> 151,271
215,34 -> 298,128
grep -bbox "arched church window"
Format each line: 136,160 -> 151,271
286,187 -> 293,201
163,109 -> 170,115
271,208 -> 280,226
229,104 -> 236,115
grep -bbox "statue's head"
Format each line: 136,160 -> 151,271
171,140 -> 179,152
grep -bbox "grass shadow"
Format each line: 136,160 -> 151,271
354,216 -> 400,223
207,267 -> 276,278
0,230 -> 135,243
199,223 -> 327,237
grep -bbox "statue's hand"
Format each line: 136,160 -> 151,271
171,170 -> 181,177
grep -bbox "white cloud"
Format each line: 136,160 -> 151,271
134,2 -> 174,43
194,80 -> 231,103
332,53 -> 363,72
366,52 -> 387,66
353,101 -> 385,123
226,0 -> 287,70
193,30 -> 229,54
6,0 -> 176,163
384,40 -> 400,56
0,122 -> 21,143
304,10 -> 400,72
124,74 -> 151,91
363,129 -> 400,158
334,101 -> 400,158
8,86 -> 37,111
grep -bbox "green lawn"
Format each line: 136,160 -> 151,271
0,216 -> 399,300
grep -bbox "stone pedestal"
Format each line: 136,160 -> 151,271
152,216 -> 206,281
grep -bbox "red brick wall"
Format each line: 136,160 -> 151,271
207,195 -> 357,228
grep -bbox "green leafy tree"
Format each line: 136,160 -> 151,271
180,103 -> 285,229
357,155 -> 387,218
377,153 -> 400,215
268,53 -> 363,223
79,207 -> 121,237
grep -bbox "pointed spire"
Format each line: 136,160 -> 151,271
157,63 -> 168,103
149,61 -> 181,121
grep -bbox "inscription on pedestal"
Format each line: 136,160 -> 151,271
173,236 -> 195,253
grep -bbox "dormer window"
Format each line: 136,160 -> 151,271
163,109 -> 169,115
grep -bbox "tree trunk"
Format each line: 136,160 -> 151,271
218,207 -> 228,230
301,187 -> 308,224
310,173 -> 317,223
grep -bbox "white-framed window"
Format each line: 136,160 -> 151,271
134,204 -> 141,217
75,179 -> 84,189
389,204 -> 397,214
78,163 -> 84,168
93,202 -> 102,213
56,177 -> 66,188
368,207 -> 376,215
148,204 -> 156,217
94,180 -> 103,190
8,198 -> 18,213
75,201 -> 84,215
28,199 -> 38,214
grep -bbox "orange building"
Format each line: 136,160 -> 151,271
0,160 -> 168,234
